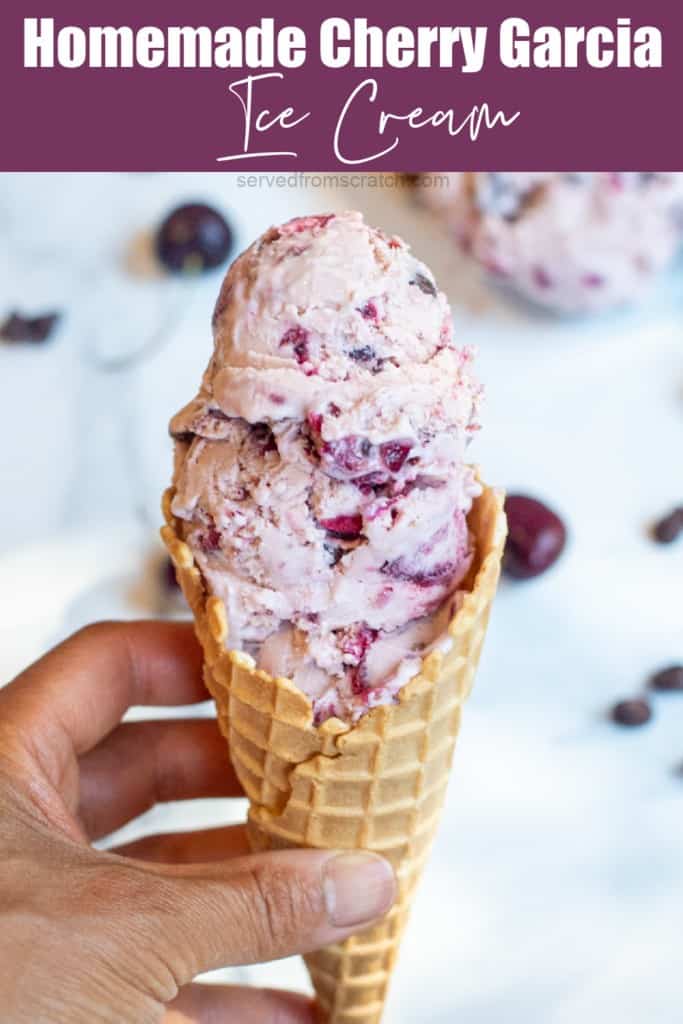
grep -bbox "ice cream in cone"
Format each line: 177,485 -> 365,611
161,211 -> 506,1022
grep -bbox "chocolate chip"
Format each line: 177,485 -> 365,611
610,698 -> 652,727
161,556 -> 180,591
475,176 -> 544,222
324,543 -> 344,566
251,423 -> 277,454
169,428 -> 195,443
410,272 -> 437,297
1,311 -> 60,343
652,508 -> 683,544
649,665 -> 683,692
349,346 -> 376,362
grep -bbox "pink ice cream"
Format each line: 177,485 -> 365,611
170,211 -> 482,723
422,172 -> 683,314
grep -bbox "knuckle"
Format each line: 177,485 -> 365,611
244,862 -> 322,957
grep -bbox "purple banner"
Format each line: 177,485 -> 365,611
1,1 -> 682,170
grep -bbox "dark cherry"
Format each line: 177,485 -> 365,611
1,311 -> 60,343
341,624 -> 378,694
379,440 -> 412,473
348,664 -> 368,695
156,203 -> 233,274
251,423 -> 277,454
199,527 -> 221,553
341,624 -> 377,662
279,326 -> 310,365
649,665 -> 683,692
380,558 -> 456,588
359,301 -> 378,320
307,412 -> 323,434
353,471 -> 389,493
503,494 -> 567,580
610,698 -> 652,727
410,272 -> 437,297
652,508 -> 683,544
319,515 -> 363,540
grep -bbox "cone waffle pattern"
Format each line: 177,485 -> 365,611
162,483 -> 506,1024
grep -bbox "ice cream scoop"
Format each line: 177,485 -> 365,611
421,172 -> 683,314
170,211 -> 482,722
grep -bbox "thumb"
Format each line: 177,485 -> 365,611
116,848 -> 396,984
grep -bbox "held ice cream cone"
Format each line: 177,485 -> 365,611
161,211 -> 506,1022
162,482 -> 505,1024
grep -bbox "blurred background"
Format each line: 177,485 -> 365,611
0,172 -> 682,1021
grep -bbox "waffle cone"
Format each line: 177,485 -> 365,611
161,482 -> 506,1024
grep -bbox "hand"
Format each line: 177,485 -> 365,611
0,621 -> 396,1023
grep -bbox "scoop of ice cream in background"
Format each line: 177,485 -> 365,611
170,211 -> 482,723
420,172 -> 683,314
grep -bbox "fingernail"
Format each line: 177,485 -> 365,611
322,852 -> 396,929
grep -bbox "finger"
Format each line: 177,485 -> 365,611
115,848 -> 396,981
0,621 -> 207,783
79,719 -> 242,839
164,985 -> 316,1024
110,824 -> 251,864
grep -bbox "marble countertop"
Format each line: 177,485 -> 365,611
1,173 -> 682,1021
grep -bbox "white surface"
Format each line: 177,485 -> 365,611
1,173 -> 682,1020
